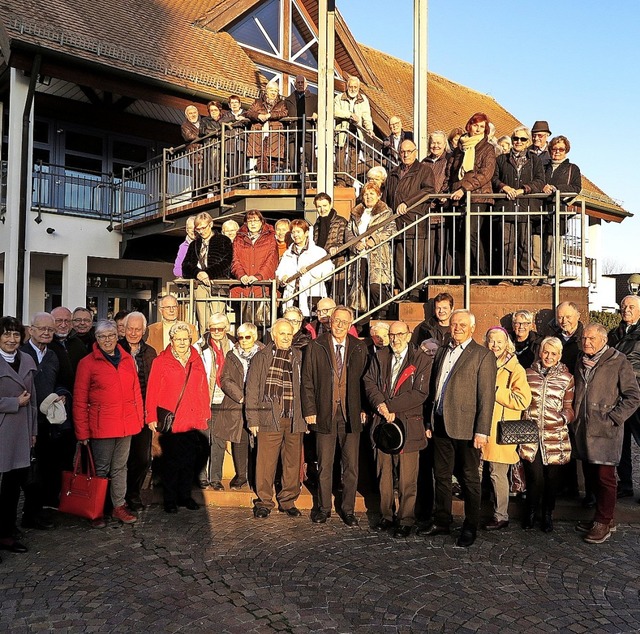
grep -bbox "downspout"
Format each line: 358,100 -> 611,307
16,54 -> 41,320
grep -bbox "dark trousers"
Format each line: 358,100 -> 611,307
255,427 -> 303,510
377,450 -> 419,526
316,416 -> 360,515
201,404 -> 226,484
617,412 -> 640,492
0,467 -> 28,538
126,425 -> 152,505
159,430 -> 202,505
433,422 -> 481,529
231,429 -> 250,483
585,463 -> 617,524
394,236 -> 427,296
415,441 -> 435,523
522,452 -> 564,515
456,203 -> 490,278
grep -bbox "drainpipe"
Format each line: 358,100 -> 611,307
16,54 -> 41,320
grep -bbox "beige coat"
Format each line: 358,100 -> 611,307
481,354 -> 532,464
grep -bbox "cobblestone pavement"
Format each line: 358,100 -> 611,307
1,498 -> 639,634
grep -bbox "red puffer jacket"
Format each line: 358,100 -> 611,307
73,344 -> 144,440
145,346 -> 210,433
230,223 -> 278,298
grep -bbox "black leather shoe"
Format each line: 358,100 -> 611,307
127,499 -> 146,512
617,488 -> 634,499
393,525 -> 412,538
198,480 -> 210,489
164,503 -> 178,514
485,519 -> 509,531
179,498 -> 200,511
21,515 -> 55,530
254,507 -> 270,519
311,510 -> 329,524
279,506 -> 302,517
521,511 -> 535,530
210,481 -> 225,492
343,513 -> 359,527
0,540 -> 28,553
229,478 -> 248,491
372,518 -> 395,532
456,529 -> 476,548
541,513 -> 554,533
416,523 -> 450,536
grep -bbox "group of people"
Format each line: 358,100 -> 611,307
1,290 -> 639,559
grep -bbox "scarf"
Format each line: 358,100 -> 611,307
234,344 -> 260,379
210,338 -> 226,388
458,133 -> 484,179
581,345 -> 608,381
550,158 -> 563,176
315,212 -> 333,249
100,346 -> 121,368
265,347 -> 294,419
510,149 -> 528,174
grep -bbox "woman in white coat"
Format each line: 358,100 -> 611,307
276,219 -> 334,317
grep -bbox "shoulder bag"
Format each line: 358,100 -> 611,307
156,364 -> 192,433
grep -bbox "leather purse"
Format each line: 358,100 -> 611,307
155,364 -> 192,434
58,443 -> 109,520
497,418 -> 539,445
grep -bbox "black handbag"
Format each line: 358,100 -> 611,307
156,365 -> 192,434
497,418 -> 539,445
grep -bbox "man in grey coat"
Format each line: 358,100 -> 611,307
572,323 -> 640,544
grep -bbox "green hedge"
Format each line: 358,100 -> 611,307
589,310 -> 621,332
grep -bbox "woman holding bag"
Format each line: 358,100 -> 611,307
73,319 -> 143,528
146,322 -> 210,513
480,326 -> 531,531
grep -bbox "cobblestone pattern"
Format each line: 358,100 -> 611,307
1,504 -> 639,633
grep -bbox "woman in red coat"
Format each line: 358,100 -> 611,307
73,320 -> 143,527
146,322 -> 210,513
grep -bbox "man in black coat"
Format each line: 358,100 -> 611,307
284,75 -> 318,175
302,306 -> 368,526
384,139 -> 435,300
364,321 -> 432,537
182,211 -> 234,334
608,295 -> 640,500
382,115 -> 414,166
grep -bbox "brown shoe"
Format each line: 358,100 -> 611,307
583,521 -> 611,544
575,519 -> 616,534
112,504 -> 137,524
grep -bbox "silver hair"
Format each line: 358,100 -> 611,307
451,308 -> 476,327
370,321 -> 390,334
30,311 -> 54,326
158,293 -> 178,308
283,306 -> 304,321
584,323 -> 608,339
366,165 -> 388,182
512,310 -> 534,325
221,219 -> 240,232
237,322 -> 258,338
169,321 -> 192,340
538,336 -> 563,356
272,317 -> 294,332
512,125 -> 532,139
95,319 -> 117,336
428,130 -> 451,153
123,311 -> 147,330
485,327 -> 515,354
208,312 -> 230,328
332,305 -> 354,322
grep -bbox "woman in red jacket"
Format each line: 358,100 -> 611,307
146,322 -> 210,513
73,320 -> 143,528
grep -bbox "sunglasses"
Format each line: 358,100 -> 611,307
512,136 -> 529,142
237,335 -> 253,340
209,327 -> 226,332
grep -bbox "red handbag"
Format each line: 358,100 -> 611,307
59,443 -> 109,520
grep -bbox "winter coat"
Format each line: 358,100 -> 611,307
519,361 -> 574,465
230,223 -> 278,298
333,91 -> 373,147
422,152 -> 449,194
345,200 -> 396,286
118,339 -> 157,400
410,317 -> 451,349
313,209 -> 347,287
493,151 -> 546,223
301,333 -> 368,434
608,321 -> 640,382
445,137 -> 496,200
384,160 -> 435,236
49,334 -> 87,391
73,344 -> 143,441
364,345 -> 432,453
571,348 -> 640,465
544,319 -> 584,374
245,343 -> 306,433
510,330 -> 542,370
145,346 -> 210,434
276,236 -> 334,317
173,239 -> 191,278
544,159 -> 582,234
180,118 -> 205,166
246,97 -> 288,159
0,352 -> 38,472
182,233 -> 234,281
196,334 -> 233,404
481,354 -> 532,464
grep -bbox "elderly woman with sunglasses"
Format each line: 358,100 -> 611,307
73,319 -> 144,528
492,126 -> 545,285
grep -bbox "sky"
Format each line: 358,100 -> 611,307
339,0 -> 639,273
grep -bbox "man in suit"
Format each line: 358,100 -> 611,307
382,115 -> 414,166
284,75 -> 318,175
364,320 -> 432,537
420,309 -> 497,547
146,294 -> 198,355
302,305 -> 368,526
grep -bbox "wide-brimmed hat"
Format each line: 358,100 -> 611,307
373,420 -> 405,454
39,393 -> 67,425
531,120 -> 551,135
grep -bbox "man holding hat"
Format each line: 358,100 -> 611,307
364,321 -> 432,538
530,120 -> 552,170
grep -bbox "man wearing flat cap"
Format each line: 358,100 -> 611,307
364,321 -> 432,538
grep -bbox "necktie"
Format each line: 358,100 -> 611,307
391,353 -> 402,391
335,344 -> 343,377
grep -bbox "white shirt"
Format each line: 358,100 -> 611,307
29,339 -> 47,364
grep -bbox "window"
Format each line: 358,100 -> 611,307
290,3 -> 318,69
228,0 -> 281,56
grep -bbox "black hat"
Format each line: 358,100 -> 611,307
373,420 -> 406,454
531,120 -> 551,135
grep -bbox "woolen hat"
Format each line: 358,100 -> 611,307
372,420 -> 405,454
531,121 -> 551,135
39,393 -> 67,425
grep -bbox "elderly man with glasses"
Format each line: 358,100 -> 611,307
146,294 -> 198,355
71,307 -> 96,349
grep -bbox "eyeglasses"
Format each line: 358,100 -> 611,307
209,327 -> 226,332
286,318 -> 302,324
96,333 -> 117,341
237,335 -> 253,341
172,337 -> 191,344
513,322 -> 532,328
550,147 -> 567,153
160,305 -> 178,311
512,136 -> 529,142
54,318 -> 71,324
33,326 -> 56,333
399,149 -> 416,154
317,309 -> 333,315
332,318 -> 351,327
73,318 -> 92,324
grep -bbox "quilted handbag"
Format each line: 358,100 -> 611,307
58,443 -> 108,520
497,418 -> 539,445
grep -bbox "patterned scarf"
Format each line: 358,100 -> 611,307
265,347 -> 295,419
234,344 -> 260,380
581,345 -> 608,381
510,149 -> 528,175
210,338 -> 226,388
